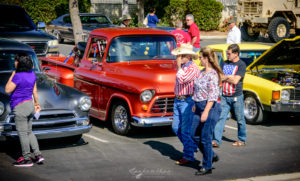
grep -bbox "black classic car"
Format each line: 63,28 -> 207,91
0,38 -> 92,141
0,4 -> 58,56
46,13 -> 117,43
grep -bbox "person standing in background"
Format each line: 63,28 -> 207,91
226,19 -> 241,44
186,14 -> 200,52
171,19 -> 191,47
146,8 -> 159,28
5,53 -> 44,167
120,14 -> 131,27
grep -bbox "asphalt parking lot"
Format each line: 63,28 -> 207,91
1,38 -> 299,181
1,113 -> 300,181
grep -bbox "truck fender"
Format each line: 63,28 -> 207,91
105,93 -> 133,121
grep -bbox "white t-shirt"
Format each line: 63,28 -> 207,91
226,25 -> 241,44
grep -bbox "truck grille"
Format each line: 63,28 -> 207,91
151,97 -> 174,113
290,89 -> 300,101
24,42 -> 48,56
243,1 -> 263,14
10,110 -> 77,131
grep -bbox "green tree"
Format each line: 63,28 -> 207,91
185,0 -> 223,30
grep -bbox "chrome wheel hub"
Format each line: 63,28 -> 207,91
244,96 -> 258,120
114,105 -> 128,131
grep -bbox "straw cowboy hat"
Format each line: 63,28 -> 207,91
171,43 -> 197,56
121,14 -> 132,21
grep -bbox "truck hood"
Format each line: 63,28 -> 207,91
0,72 -> 84,111
107,61 -> 177,93
0,29 -> 56,42
247,36 -> 300,72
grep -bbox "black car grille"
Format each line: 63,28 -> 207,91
151,97 -> 174,113
290,89 -> 300,101
10,110 -> 77,131
24,42 -> 48,56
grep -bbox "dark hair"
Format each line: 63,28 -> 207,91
227,44 -> 240,55
15,53 -> 33,72
150,8 -> 156,13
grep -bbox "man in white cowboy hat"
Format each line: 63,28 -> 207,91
120,14 -> 131,27
171,43 -> 200,165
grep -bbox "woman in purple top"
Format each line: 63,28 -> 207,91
191,47 -> 223,175
5,53 -> 44,167
146,8 -> 159,28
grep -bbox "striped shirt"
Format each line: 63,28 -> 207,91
174,60 -> 200,96
222,60 -> 246,97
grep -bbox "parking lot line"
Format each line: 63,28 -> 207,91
84,134 -> 109,143
225,125 -> 238,130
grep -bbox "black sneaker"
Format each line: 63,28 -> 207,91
34,154 -> 44,164
213,155 -> 219,163
14,157 -> 33,167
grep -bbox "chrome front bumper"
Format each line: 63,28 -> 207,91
0,111 -> 92,141
270,101 -> 300,112
0,124 -> 91,140
131,116 -> 173,127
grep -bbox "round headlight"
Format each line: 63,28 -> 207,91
140,90 -> 155,103
79,97 -> 91,111
0,101 -> 4,116
281,90 -> 290,102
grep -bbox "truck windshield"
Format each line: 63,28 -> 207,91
0,51 -> 40,72
107,36 -> 176,63
0,6 -> 35,31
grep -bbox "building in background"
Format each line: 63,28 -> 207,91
90,0 -> 137,22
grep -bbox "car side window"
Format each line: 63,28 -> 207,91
63,16 -> 71,24
87,38 -> 107,63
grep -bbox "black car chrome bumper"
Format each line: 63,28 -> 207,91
0,124 -> 92,140
0,113 -> 92,141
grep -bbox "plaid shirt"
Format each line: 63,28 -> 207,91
174,61 -> 200,96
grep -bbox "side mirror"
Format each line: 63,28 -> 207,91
37,22 -> 46,29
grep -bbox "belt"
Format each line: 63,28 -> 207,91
176,95 -> 192,100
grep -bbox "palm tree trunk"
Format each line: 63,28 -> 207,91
69,0 -> 83,44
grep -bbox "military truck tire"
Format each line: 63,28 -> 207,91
268,17 -> 290,43
244,94 -> 267,124
111,102 -> 133,135
241,23 -> 259,41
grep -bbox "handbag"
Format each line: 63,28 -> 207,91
143,14 -> 148,26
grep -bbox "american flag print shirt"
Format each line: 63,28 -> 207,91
174,61 -> 200,96
192,69 -> 219,102
222,64 -> 238,96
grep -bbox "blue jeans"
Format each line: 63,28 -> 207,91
172,96 -> 197,161
214,94 -> 247,145
191,101 -> 220,169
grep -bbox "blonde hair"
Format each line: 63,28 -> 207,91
200,47 -> 223,84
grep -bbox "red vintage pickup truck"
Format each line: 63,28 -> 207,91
40,28 -> 178,135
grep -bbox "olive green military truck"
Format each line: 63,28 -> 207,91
237,0 -> 300,42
